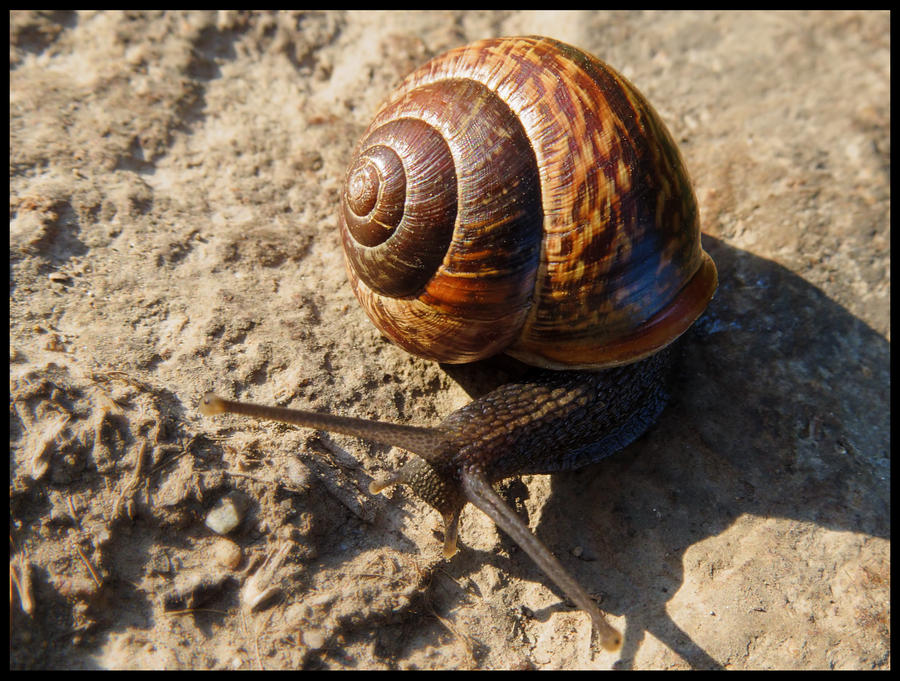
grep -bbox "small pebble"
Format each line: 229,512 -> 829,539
213,538 -> 242,570
205,491 -> 249,535
303,628 -> 327,650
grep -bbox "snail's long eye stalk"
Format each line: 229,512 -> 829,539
200,393 -> 444,463
202,392 -> 462,558
461,467 -> 623,652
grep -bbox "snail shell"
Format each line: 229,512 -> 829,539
340,35 -> 717,369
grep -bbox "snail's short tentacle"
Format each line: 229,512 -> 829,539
460,466 -> 623,652
371,470 -> 460,558
369,455 -> 466,557
440,508 -> 461,558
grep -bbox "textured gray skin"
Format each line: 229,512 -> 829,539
442,348 -> 674,480
398,347 -> 674,529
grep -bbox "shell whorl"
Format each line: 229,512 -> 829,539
340,36 -> 717,368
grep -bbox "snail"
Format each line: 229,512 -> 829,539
201,35 -> 717,653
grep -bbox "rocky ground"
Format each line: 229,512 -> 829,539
10,10 -> 889,670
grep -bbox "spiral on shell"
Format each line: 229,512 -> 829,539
340,36 -> 717,369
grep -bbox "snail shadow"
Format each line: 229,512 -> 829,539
444,235 -> 889,669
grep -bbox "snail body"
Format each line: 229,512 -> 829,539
202,36 -> 717,653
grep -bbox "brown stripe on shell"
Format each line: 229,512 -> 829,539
348,283 -> 536,364
341,118 -> 458,298
343,77 -> 544,363
380,36 -> 717,368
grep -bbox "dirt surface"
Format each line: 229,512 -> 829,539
10,10 -> 889,670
